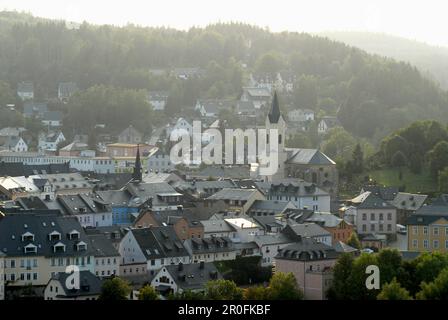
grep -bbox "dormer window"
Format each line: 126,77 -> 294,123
24,243 -> 37,254
76,241 -> 87,251
48,231 -> 61,241
21,232 -> 35,242
68,230 -> 80,240
53,242 -> 66,253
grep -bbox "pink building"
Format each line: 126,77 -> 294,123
274,238 -> 340,300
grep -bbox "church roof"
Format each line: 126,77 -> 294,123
268,91 -> 281,123
285,148 -> 336,165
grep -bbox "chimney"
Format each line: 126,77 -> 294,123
178,262 -> 183,271
199,261 -> 205,269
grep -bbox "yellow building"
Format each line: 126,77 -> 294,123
407,213 -> 448,252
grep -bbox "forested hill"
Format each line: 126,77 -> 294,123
321,31 -> 448,90
0,11 -> 447,140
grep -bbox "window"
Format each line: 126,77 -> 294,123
379,213 -> 384,221
434,240 -> 439,249
423,227 -> 428,235
387,224 -> 392,231
379,224 -> 384,232
370,224 -> 375,231
387,213 -> 392,221
423,240 -> 429,249
413,226 -> 418,236
362,225 -> 367,232
362,214 -> 367,221
370,213 -> 375,221
433,227 -> 439,236
412,239 -> 418,248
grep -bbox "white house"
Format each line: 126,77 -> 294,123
224,218 -> 265,243
317,116 -> 341,135
38,131 -> 66,152
17,81 -> 34,101
147,148 -> 174,173
287,109 -> 315,122
44,271 -> 102,300
253,234 -> 296,267
167,118 -> 192,140
0,136 -> 28,152
148,91 -> 168,111
118,226 -> 190,275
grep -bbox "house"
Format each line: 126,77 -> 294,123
0,250 -> 5,300
38,131 -> 66,152
224,217 -> 265,243
317,116 -> 341,135
147,148 -> 175,173
58,141 -> 91,157
240,87 -> 271,109
43,193 -> 113,228
42,111 -> 63,127
346,191 -> 397,238
167,118 -> 193,140
118,125 -> 143,144
248,200 -> 297,218
282,223 -> 332,246
200,219 -> 237,239
0,127 -> 27,137
0,136 -> 28,152
284,148 -> 338,197
133,209 -> 205,240
35,172 -> 93,196
205,188 -> 265,215
407,199 -> 448,253
119,226 -> 190,276
289,211 -> 354,245
274,238 -> 340,300
106,143 -> 153,157
195,99 -> 234,118
87,233 -> 120,277
263,179 -> 331,212
249,72 -> 282,92
17,81 -> 34,101
0,213 -> 96,290
150,262 -> 221,295
23,101 -> 48,118
236,100 -> 256,116
253,233 -> 296,267
0,162 -> 70,177
44,271 -> 102,300
0,176 -> 53,201
287,109 -> 315,122
58,82 -> 78,101
183,237 -> 237,263
148,91 -> 169,111
175,180 -> 237,199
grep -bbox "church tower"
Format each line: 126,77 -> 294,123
264,91 -> 287,181
132,144 -> 143,182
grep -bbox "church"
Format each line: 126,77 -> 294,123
260,91 -> 339,197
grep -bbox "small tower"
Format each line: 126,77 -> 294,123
264,91 -> 287,181
132,144 -> 143,182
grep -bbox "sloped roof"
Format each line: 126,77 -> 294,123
391,192 -> 427,211
333,241 -> 358,253
164,262 -> 222,291
285,148 -> 336,165
50,271 -> 102,297
206,188 -> 258,201
351,191 -> 396,209
268,91 -> 281,123
276,237 -> 339,261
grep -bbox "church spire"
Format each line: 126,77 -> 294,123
268,91 -> 281,124
133,144 -> 142,182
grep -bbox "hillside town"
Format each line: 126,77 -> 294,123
0,78 -> 442,301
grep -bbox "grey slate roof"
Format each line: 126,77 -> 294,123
285,148 -> 336,165
276,238 -> 339,261
131,226 -> 188,259
333,241 -> 358,253
0,213 -> 94,257
350,191 -> 396,209
87,233 -> 120,257
206,188 -> 258,201
186,237 -> 234,254
283,223 -> 331,239
362,185 -> 399,201
163,262 -> 222,291
391,192 -> 427,211
50,271 -> 103,297
249,200 -> 296,213
268,91 -> 281,123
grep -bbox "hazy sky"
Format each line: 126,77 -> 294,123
1,0 -> 448,47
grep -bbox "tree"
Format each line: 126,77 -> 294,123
205,280 -> 243,300
427,141 -> 448,178
377,278 -> 412,300
391,151 -> 407,167
352,143 -> 364,173
417,268 -> 448,300
99,277 -> 131,301
255,52 -> 284,74
168,290 -> 205,300
438,167 -> 448,193
243,286 -> 269,300
376,249 -> 403,285
322,127 -> 356,160
286,132 -> 312,149
347,232 -> 361,250
292,75 -> 318,109
138,285 -> 159,300
327,253 -> 355,300
346,253 -> 379,300
266,272 -> 303,300
414,252 -> 448,285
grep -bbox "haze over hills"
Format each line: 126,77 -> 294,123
0,11 -> 447,143
321,31 -> 448,90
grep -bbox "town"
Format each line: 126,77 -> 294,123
1,8 -> 448,302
